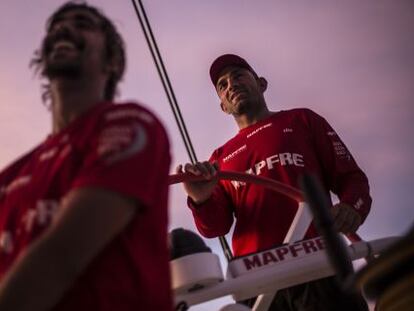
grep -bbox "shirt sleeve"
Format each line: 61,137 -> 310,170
71,104 -> 171,209
186,150 -> 234,238
307,109 -> 372,222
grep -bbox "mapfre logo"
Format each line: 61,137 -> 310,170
246,123 -> 272,138
231,152 -> 305,190
246,152 -> 305,176
98,123 -> 147,164
223,145 -> 247,163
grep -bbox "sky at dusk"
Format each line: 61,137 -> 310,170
0,1 -> 413,310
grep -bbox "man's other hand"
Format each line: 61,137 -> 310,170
331,203 -> 362,234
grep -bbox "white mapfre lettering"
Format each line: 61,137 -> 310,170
251,152 -> 304,175
231,152 -> 304,190
246,123 -> 272,138
255,160 -> 266,175
4,175 -> 31,195
266,155 -> 279,169
223,145 -> 247,163
39,147 -> 58,161
21,200 -> 60,233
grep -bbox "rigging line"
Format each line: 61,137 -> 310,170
132,1 -> 195,164
131,0 -> 234,261
131,0 -> 197,164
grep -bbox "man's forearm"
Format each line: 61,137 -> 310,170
0,228 -> 80,311
0,188 -> 136,311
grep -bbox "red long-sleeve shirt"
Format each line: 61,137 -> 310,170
0,102 -> 172,310
189,108 -> 371,257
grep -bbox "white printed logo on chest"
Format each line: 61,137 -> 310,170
230,153 -> 305,191
246,122 -> 272,139
223,145 -> 247,163
98,123 -> 148,164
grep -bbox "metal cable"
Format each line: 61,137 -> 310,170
131,0 -> 197,164
131,0 -> 233,261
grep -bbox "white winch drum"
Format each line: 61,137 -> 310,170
171,252 -> 224,295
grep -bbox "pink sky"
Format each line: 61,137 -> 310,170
0,1 -> 413,309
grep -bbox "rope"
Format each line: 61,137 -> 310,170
169,171 -> 304,202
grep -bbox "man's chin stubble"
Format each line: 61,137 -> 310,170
45,62 -> 82,80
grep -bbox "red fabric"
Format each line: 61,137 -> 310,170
0,102 -> 172,310
189,108 -> 371,257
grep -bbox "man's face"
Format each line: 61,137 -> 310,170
216,66 -> 263,116
41,8 -> 108,81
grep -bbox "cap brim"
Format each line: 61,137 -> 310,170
209,54 -> 257,87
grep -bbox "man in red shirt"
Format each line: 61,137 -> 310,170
0,2 -> 172,311
177,54 -> 371,310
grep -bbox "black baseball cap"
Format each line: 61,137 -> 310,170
209,54 -> 258,87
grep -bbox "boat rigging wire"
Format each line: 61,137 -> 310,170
131,0 -> 197,164
130,0 -> 234,261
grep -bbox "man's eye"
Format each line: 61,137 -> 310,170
233,73 -> 242,79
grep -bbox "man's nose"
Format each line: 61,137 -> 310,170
228,78 -> 240,91
51,20 -> 73,35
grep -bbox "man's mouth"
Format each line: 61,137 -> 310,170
44,32 -> 83,57
52,40 -> 77,53
230,91 -> 246,102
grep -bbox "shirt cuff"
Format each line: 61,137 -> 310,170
187,196 -> 212,211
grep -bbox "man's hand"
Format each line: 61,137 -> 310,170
176,161 -> 219,204
331,202 -> 362,234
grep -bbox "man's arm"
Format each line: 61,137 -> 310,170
0,187 -> 136,311
307,109 -> 372,233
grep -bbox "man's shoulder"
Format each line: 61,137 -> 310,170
100,102 -> 163,126
97,102 -> 169,137
278,107 -> 318,118
275,108 -> 325,126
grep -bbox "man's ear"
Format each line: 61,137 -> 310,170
104,55 -> 122,78
104,62 -> 121,77
258,77 -> 268,93
220,101 -> 229,114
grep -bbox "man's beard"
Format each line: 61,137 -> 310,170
43,56 -> 83,80
231,98 -> 250,115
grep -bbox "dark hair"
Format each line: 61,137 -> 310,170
31,1 -> 126,102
